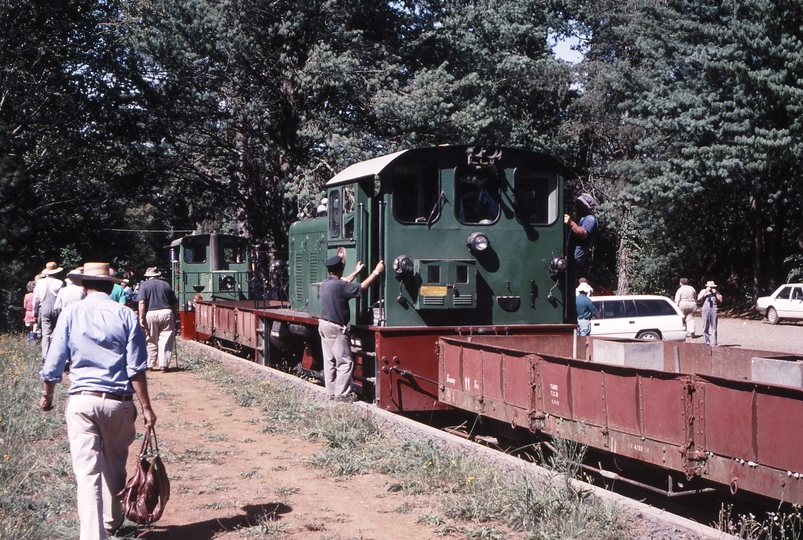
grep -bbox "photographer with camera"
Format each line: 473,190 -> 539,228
697,280 -> 723,345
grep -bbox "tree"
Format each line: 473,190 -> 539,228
119,0 -> 576,256
0,0 -> 181,329
564,0 -> 803,301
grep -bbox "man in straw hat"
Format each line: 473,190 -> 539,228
137,266 -> 178,371
39,262 -> 156,540
32,261 -> 64,362
697,280 -> 723,346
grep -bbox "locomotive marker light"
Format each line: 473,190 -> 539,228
392,254 -> 414,306
547,252 -> 567,304
466,232 -> 490,252
392,254 -> 414,280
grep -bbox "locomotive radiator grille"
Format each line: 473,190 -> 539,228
294,253 -> 304,299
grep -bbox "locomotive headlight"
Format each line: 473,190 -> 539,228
466,232 -> 490,252
549,255 -> 569,281
550,256 -> 567,272
392,255 -> 413,281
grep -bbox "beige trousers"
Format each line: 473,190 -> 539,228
318,320 -> 354,397
679,301 -> 697,336
145,308 -> 176,368
66,394 -> 137,540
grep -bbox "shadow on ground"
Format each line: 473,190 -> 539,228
120,503 -> 291,539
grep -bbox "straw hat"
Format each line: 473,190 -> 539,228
705,280 -> 717,288
144,267 -> 161,277
41,261 -> 63,276
576,282 -> 594,295
67,262 -> 122,286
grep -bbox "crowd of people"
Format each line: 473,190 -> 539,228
24,261 -> 179,371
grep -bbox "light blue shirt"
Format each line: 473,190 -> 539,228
40,291 -> 147,394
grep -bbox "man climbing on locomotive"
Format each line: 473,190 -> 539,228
318,255 -> 384,401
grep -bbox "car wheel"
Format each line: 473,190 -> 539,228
767,307 -> 780,325
636,330 -> 661,340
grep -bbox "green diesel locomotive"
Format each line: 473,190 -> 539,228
176,145 -> 576,411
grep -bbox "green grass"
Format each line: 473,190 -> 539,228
0,334 -> 77,539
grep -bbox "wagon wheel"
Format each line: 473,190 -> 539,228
766,307 -> 780,325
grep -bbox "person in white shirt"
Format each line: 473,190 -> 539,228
55,267 -> 86,315
674,278 -> 697,339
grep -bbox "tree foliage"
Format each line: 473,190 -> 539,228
1,0 -> 802,329
564,0 -> 803,300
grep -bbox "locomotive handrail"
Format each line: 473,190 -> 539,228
358,202 -> 366,320
426,191 -> 446,229
377,199 -> 386,325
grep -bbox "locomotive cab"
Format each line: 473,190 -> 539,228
170,233 -> 252,312
289,145 -> 572,328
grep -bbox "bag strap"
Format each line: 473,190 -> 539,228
149,426 -> 160,457
138,426 -> 156,458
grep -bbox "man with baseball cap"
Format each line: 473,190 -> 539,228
318,254 -> 384,401
40,262 -> 156,540
564,193 -> 599,321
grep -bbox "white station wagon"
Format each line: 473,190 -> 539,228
589,295 -> 686,341
756,283 -> 803,325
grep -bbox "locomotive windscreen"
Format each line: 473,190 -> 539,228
392,162 -> 440,224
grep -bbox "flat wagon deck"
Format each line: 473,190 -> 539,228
439,334 -> 803,505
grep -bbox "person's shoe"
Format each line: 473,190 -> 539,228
335,392 -> 358,403
149,366 -> 163,371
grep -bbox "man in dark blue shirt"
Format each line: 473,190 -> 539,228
564,193 -> 598,321
318,255 -> 383,401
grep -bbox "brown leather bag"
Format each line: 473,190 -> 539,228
118,427 -> 170,525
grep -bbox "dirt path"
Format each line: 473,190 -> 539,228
131,368 -> 438,539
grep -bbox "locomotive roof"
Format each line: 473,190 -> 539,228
327,149 -> 407,186
170,233 -> 249,247
326,146 -> 576,187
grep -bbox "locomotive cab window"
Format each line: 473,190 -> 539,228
392,162 -> 440,224
183,243 -> 207,264
328,188 -> 341,238
343,186 -> 355,238
513,165 -> 559,225
328,186 -> 356,239
455,169 -> 500,225
223,245 -> 245,264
